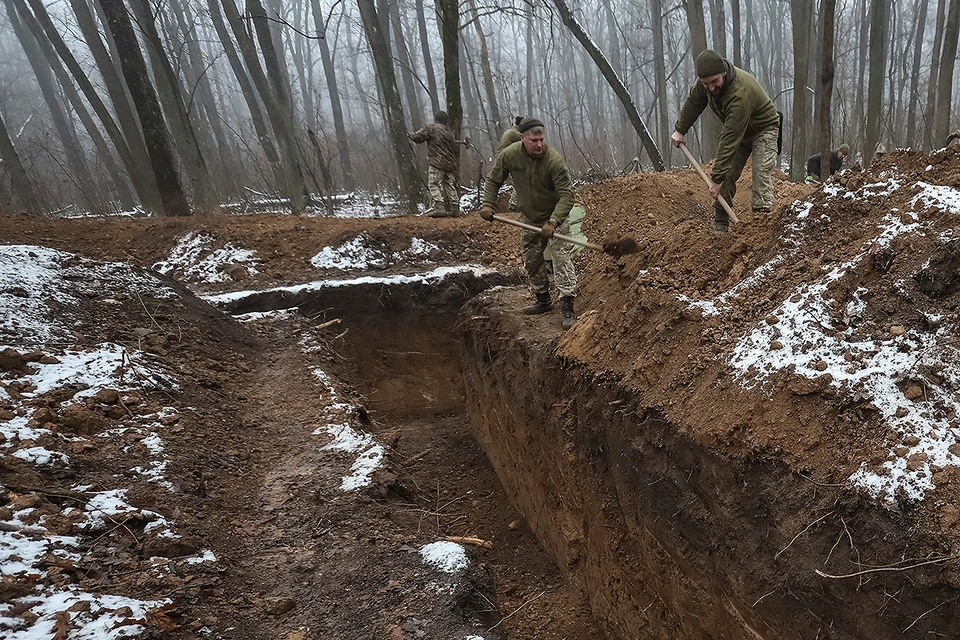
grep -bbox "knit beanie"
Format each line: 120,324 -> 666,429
517,118 -> 544,133
695,50 -> 726,77
838,143 -> 850,155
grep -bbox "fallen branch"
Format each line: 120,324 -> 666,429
0,522 -> 47,537
445,536 -> 493,550
816,555 -> 960,579
315,318 -> 342,331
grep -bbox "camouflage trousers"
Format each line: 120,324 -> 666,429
428,166 -> 458,214
716,126 -> 779,224
521,209 -> 583,298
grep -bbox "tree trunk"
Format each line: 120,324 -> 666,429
222,0 -> 306,211
310,0 -> 355,190
854,0 -> 870,146
126,0 -> 215,210
707,0 -> 726,55
551,0 -> 664,169
682,0 -> 719,159
790,0 -> 812,180
732,0 -> 742,66
414,0 -> 440,114
467,0 -> 502,136
357,0 -> 424,212
206,0 -> 282,172
937,0 -> 960,143
388,0 -> 425,132
820,0 -> 836,181
864,0 -> 888,165
926,0 -> 947,147
18,0 -> 136,209
650,0 -> 672,166
68,0 -> 161,213
438,0 -> 462,137
906,0 -> 929,147
525,12 -> 534,116
0,108 -> 42,213
5,0 -> 104,214
97,0 -> 191,216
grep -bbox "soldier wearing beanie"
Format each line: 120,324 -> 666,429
478,118 -> 586,330
805,143 -> 850,183
671,49 -> 781,232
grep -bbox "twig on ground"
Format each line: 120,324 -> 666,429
902,598 -> 957,633
775,511 -> 834,560
445,536 -> 493,549
816,555 -> 959,579
488,590 -> 547,631
136,290 -> 163,330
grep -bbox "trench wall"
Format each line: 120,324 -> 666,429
460,294 -> 960,639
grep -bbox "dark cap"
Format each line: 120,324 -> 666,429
695,50 -> 726,78
434,110 -> 449,124
517,118 -> 544,133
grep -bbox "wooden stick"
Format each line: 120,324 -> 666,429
678,142 -> 740,224
445,535 -> 493,549
491,215 -> 603,252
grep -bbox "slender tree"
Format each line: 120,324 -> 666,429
936,0 -> 960,143
925,0 -> 947,147
864,0 -> 888,165
414,0 -> 440,114
820,0 -> 837,181
790,0 -> 813,180
98,0 -> 191,216
438,0 -> 462,137
0,109 -> 42,212
551,0 -> 665,170
356,0 -> 423,212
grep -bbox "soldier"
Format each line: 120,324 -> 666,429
672,49 -> 781,232
479,118 -> 584,330
805,144 -> 849,182
409,111 -> 467,218
497,116 -> 524,154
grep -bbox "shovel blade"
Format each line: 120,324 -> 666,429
602,237 -> 640,257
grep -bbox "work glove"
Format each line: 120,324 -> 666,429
479,205 -> 494,222
541,219 -> 559,239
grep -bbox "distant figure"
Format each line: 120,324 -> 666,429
497,116 -> 524,154
947,131 -> 960,148
671,49 -> 781,232
805,144 -> 850,182
479,118 -> 584,330
409,111 -> 467,218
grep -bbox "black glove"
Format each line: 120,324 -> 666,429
541,219 -> 558,239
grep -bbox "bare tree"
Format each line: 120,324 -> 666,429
864,0 -> 888,165
0,108 -> 42,212
790,0 -> 812,180
820,0 -> 837,181
414,0 -> 440,114
925,0 -> 947,147
551,0 -> 665,170
356,0 -> 423,212
936,0 -> 960,143
438,0 -> 462,136
98,0 -> 191,216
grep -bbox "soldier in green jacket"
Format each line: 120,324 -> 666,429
479,118 -> 583,329
497,116 -> 523,154
672,49 -> 781,232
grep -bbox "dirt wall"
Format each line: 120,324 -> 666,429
461,288 -> 960,639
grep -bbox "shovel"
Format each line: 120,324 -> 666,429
491,214 -> 639,257
678,142 -> 740,224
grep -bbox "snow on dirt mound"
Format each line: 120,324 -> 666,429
560,150 -> 960,513
310,235 -> 440,271
152,231 -> 259,284
0,245 -> 235,636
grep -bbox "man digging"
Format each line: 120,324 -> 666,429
409,111 -> 468,218
479,117 -> 584,330
672,49 -> 781,232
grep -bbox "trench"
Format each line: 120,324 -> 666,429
216,268 -> 605,638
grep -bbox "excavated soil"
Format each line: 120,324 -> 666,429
16,153 -> 960,639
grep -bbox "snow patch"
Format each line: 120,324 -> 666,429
153,232 -> 259,284
419,541 -> 469,574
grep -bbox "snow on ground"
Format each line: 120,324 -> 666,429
0,245 -> 174,347
152,232 -> 259,284
720,180 -> 960,504
419,541 -> 470,574
0,245 -> 199,635
310,236 -> 440,271
205,264 -> 495,306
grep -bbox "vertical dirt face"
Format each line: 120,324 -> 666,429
461,288 -> 960,639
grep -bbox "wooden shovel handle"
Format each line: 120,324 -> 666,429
491,214 -> 603,252
678,142 -> 740,224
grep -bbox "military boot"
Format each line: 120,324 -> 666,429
522,292 -> 552,315
560,296 -> 576,329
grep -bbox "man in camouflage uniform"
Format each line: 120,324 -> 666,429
672,49 -> 781,232
479,118 -> 584,330
409,111 -> 467,217
498,116 -> 524,209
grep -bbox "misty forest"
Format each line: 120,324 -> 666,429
0,0 -> 954,217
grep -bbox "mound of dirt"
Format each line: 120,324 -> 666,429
559,148 -> 960,535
